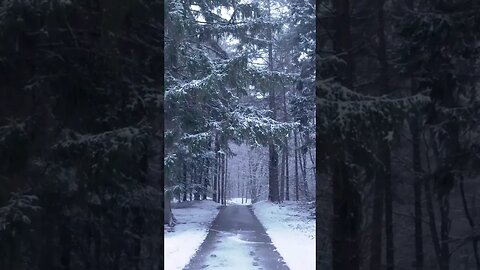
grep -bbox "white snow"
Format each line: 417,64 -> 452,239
226,197 -> 252,205
252,201 -> 316,270
164,200 -> 221,270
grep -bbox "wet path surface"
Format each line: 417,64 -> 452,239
184,205 -> 289,270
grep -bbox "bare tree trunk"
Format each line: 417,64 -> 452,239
384,147 -> 394,270
213,136 -> 219,203
183,162 -> 187,202
331,0 -> 360,268
267,0 -> 279,203
425,174 -> 442,267
219,153 -> 224,205
242,182 -> 244,204
302,139 -> 310,201
374,0 -> 395,268
298,136 -> 310,201
294,131 -> 299,201
423,132 -> 443,269
60,222 -> 71,270
203,155 -> 209,200
224,155 -> 228,205
332,160 -> 360,270
285,137 -> 290,201
189,165 -> 193,201
403,0 -> 424,267
411,95 -> 424,270
283,85 -> 289,201
280,146 -> 285,202
369,163 -> 384,270
439,195 -> 450,270
460,175 -> 480,269
246,181 -> 249,203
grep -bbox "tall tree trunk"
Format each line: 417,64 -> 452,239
283,85 -> 289,201
439,195 -> 450,270
246,181 -> 249,203
384,146 -> 394,270
332,160 -> 360,270
203,156 -> 209,200
221,154 -> 226,205
164,192 -> 173,225
375,0 -> 395,268
267,0 -> 279,203
204,141 -> 211,200
280,146 -> 285,201
411,86 -> 424,270
189,165 -> 193,201
183,162 -> 187,202
225,155 -> 228,204
294,131 -> 300,201
219,153 -> 222,204
285,141 -> 290,201
331,0 -> 360,269
195,162 -> 201,200
301,137 -> 310,201
425,173 -> 442,268
60,221 -> 71,270
404,0 -> 425,264
213,136 -> 219,203
459,175 -> 480,269
242,182 -> 244,204
369,162 -> 384,270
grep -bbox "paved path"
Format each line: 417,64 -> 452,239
184,205 -> 289,270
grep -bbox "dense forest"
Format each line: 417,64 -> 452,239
2,0 -> 480,269
0,1 -> 163,269
164,0 -> 315,224
0,0 -> 315,269
318,0 -> 480,270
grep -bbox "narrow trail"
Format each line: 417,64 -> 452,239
184,205 -> 290,270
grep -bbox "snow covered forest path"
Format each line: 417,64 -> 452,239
184,205 -> 289,270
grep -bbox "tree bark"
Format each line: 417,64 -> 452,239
301,137 -> 310,201
369,162 -> 384,270
183,162 -> 187,202
285,138 -> 290,201
294,131 -> 300,201
267,0 -> 279,203
213,135 -> 219,202
425,173 -> 442,268
332,160 -> 361,270
459,175 -> 480,269
283,85 -> 289,201
375,0 -> 395,268
280,146 -> 285,201
331,0 -> 360,268
411,88 -> 425,270
219,153 -> 224,204
384,146 -> 394,270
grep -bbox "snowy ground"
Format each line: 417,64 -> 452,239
252,201 -> 316,270
226,197 -> 252,205
164,200 -> 221,270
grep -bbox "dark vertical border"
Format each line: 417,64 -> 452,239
315,0 -> 321,268
159,0 -> 166,269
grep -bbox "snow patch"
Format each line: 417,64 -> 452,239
164,200 -> 221,270
227,197 -> 252,205
253,201 -> 316,270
